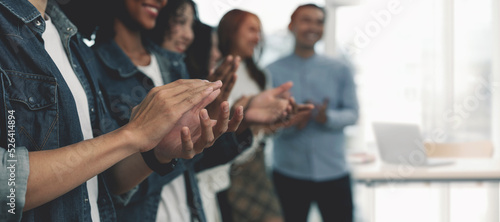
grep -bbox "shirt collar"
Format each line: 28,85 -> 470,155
292,52 -> 317,61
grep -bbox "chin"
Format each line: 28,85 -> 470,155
142,21 -> 156,30
245,50 -> 254,58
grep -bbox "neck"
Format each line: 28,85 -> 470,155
294,44 -> 315,58
113,18 -> 150,66
29,0 -> 48,18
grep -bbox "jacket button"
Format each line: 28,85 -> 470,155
84,198 -> 89,202
90,108 -> 95,113
28,97 -> 35,104
35,20 -> 41,26
173,61 -> 178,66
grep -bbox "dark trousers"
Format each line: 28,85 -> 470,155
273,171 -> 353,222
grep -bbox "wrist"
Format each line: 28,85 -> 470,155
153,148 -> 173,164
236,118 -> 251,135
117,126 -> 145,153
141,149 -> 178,176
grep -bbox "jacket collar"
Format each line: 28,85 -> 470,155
94,39 -> 139,78
0,0 -> 78,38
0,0 -> 40,24
94,38 -> 181,79
45,0 -> 77,37
146,41 -> 185,61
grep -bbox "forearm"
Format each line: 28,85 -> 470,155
25,128 -> 138,211
105,152 -> 152,196
324,109 -> 358,130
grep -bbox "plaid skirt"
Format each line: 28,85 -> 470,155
226,145 -> 283,222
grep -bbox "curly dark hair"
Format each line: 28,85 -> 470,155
146,0 -> 199,45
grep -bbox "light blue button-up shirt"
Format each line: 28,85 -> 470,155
266,53 -> 359,182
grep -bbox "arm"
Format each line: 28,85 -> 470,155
1,146 -> 29,220
106,99 -> 244,196
23,79 -> 223,211
194,130 -> 253,172
319,66 -> 359,130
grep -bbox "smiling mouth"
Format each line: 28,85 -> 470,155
143,4 -> 160,17
305,33 -> 319,41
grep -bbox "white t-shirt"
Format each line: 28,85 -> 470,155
137,54 -> 163,87
197,62 -> 264,222
156,175 -> 191,222
42,16 -> 100,222
137,55 -> 191,222
227,61 -> 261,107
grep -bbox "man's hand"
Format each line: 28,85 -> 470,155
315,98 -> 329,124
244,82 -> 294,124
288,110 -> 312,130
125,79 -> 222,153
206,55 -> 240,119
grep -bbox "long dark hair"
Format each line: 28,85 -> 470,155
184,21 -> 213,79
218,9 -> 266,90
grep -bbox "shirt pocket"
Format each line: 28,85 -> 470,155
4,71 -> 58,151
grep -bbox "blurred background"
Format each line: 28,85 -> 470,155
193,0 -> 499,221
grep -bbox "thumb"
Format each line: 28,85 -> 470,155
270,81 -> 293,96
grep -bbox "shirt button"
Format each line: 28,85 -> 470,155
28,97 -> 35,104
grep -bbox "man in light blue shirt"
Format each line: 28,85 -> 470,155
267,4 -> 359,222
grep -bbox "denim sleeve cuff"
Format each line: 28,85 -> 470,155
235,129 -> 253,153
111,185 -> 139,206
1,146 -> 29,222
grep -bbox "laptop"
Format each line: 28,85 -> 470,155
372,122 -> 454,167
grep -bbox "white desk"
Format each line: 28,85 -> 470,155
353,158 -> 500,183
351,158 -> 500,222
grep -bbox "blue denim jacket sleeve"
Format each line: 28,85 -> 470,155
1,146 -> 29,222
194,131 -> 253,172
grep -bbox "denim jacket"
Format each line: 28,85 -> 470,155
0,0 -> 118,221
93,39 -> 252,222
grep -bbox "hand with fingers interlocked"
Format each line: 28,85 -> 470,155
127,79 -> 243,163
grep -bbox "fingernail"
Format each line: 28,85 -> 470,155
182,127 -> 189,136
205,87 -> 213,92
223,104 -> 229,113
203,79 -> 209,82
238,106 -> 244,115
201,110 -> 209,119
215,80 -> 222,85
